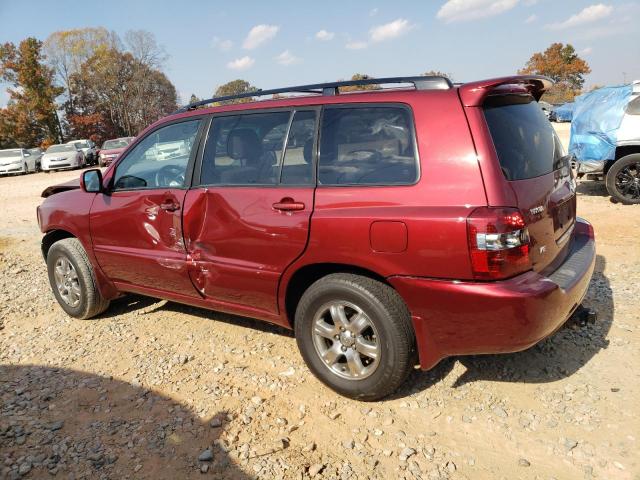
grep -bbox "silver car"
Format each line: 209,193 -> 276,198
41,144 -> 86,172
0,148 -> 37,175
67,139 -> 97,165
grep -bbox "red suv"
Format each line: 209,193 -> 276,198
37,76 -> 595,400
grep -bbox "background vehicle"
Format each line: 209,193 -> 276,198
0,148 -> 37,175
550,102 -> 574,122
97,137 -> 135,167
539,100 -> 553,118
37,75 -> 595,400
571,81 -> 640,204
41,144 -> 85,172
28,148 -> 44,171
67,139 -> 97,165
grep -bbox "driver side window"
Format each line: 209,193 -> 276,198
113,119 -> 201,190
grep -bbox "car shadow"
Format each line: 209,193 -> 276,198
398,254 -> 613,393
103,294 -> 294,338
0,364 -> 253,479
576,180 -> 609,198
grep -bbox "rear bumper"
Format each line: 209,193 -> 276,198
389,218 -> 596,370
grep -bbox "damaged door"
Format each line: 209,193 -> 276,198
182,109 -> 318,315
90,118 -> 204,296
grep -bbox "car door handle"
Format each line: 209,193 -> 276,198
273,198 -> 305,211
160,200 -> 180,212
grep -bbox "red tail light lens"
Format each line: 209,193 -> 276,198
467,207 -> 531,280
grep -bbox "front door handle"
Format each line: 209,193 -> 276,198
273,197 -> 305,212
160,200 -> 180,212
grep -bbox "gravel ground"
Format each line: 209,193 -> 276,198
1,128 -> 639,479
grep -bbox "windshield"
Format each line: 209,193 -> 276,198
70,141 -> 89,149
0,150 -> 22,158
47,145 -> 75,153
103,139 -> 130,149
28,148 -> 41,154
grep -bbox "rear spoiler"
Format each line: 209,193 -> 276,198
458,75 -> 554,107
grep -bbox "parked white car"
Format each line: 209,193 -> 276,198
28,148 -> 44,171
67,139 -> 97,165
0,148 -> 37,175
41,144 -> 86,172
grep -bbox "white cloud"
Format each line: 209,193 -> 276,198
243,24 -> 279,50
547,4 -> 613,29
275,50 -> 301,66
345,40 -> 368,50
370,18 -> 414,42
580,46 -> 593,55
437,0 -> 519,23
211,36 -> 233,51
227,56 -> 255,70
525,14 -> 537,23
315,29 -> 335,41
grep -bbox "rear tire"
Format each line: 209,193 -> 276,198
47,238 -> 110,319
294,273 -> 415,401
606,154 -> 640,204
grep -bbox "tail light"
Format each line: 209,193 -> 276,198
467,207 -> 531,280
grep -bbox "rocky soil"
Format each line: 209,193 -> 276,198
1,131 -> 639,479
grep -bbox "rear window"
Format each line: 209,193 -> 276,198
318,106 -> 418,185
484,95 -> 564,180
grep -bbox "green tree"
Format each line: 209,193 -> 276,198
0,37 -> 63,147
189,94 -> 201,104
519,43 -> 591,103
213,79 -> 259,105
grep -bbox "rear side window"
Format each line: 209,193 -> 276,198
318,106 -> 418,185
484,95 -> 563,180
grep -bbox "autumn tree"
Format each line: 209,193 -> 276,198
43,28 -> 116,113
339,73 -> 379,92
519,43 -> 591,103
423,70 -> 453,81
0,37 -> 63,147
213,79 -> 259,105
68,48 -> 177,141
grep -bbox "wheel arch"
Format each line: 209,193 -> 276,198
283,262 -> 392,328
41,229 -> 76,260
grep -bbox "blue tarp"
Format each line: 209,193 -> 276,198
554,102 -> 575,122
569,85 -> 633,162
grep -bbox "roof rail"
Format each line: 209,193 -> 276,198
175,76 -> 453,113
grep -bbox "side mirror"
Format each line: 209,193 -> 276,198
81,169 -> 103,193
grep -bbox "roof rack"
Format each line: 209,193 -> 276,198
176,76 -> 453,113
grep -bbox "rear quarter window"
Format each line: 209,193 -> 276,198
318,105 -> 418,185
484,95 -> 564,180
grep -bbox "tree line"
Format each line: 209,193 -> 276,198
0,28 -> 177,149
0,37 -> 589,150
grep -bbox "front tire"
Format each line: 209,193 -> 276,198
606,154 -> 640,204
295,273 -> 415,401
47,238 -> 110,319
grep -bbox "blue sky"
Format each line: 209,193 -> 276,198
1,0 -> 639,106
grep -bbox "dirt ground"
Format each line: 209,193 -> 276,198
1,125 -> 639,480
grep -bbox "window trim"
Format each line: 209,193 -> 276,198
108,115 -> 208,193
316,102 -> 421,188
192,106 -> 321,188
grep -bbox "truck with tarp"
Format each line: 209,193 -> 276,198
570,81 -> 640,204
